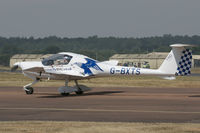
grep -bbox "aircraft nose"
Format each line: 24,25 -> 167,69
11,62 -> 20,72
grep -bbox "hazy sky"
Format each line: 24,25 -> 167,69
0,0 -> 199,38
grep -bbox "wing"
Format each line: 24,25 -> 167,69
43,66 -> 92,80
47,73 -> 95,80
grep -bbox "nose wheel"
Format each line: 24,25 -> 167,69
23,78 -> 39,95
25,86 -> 34,95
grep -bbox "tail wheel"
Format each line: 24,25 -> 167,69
25,87 -> 34,95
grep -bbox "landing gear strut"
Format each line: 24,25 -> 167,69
75,80 -> 83,95
60,80 -> 70,96
23,78 -> 40,95
58,80 -> 85,96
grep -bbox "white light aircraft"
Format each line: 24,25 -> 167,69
12,44 -> 193,96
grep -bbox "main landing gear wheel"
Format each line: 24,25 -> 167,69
25,86 -> 34,95
74,80 -> 84,95
61,92 -> 70,96
75,91 -> 83,95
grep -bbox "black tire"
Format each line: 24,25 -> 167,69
75,91 -> 84,95
61,93 -> 70,96
25,87 -> 34,95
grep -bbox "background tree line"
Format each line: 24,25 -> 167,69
0,34 -> 200,66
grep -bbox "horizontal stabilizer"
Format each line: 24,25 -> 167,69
161,76 -> 176,80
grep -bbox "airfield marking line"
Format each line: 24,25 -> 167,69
0,107 -> 200,114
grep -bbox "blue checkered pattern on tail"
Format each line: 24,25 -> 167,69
177,49 -> 192,76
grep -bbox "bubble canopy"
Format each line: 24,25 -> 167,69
42,54 -> 72,66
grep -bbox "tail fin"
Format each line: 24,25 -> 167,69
159,44 -> 194,76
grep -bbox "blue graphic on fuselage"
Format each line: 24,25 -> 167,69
78,58 -> 103,75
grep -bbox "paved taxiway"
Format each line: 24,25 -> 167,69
0,86 -> 200,122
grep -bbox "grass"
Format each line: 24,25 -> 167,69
191,68 -> 200,74
0,121 -> 200,133
0,71 -> 200,88
0,66 -> 10,71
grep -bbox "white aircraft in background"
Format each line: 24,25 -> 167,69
12,44 -> 193,96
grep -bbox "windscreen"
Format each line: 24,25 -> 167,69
42,54 -> 72,66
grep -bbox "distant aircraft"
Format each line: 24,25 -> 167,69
12,44 -> 193,96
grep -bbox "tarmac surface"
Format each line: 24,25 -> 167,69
0,86 -> 200,122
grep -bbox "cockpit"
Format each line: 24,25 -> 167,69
42,54 -> 72,66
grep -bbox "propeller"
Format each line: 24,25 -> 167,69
11,65 -> 19,72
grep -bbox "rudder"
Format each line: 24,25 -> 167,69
176,48 -> 192,76
158,44 -> 194,76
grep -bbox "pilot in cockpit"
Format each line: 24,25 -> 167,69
63,55 -> 70,65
